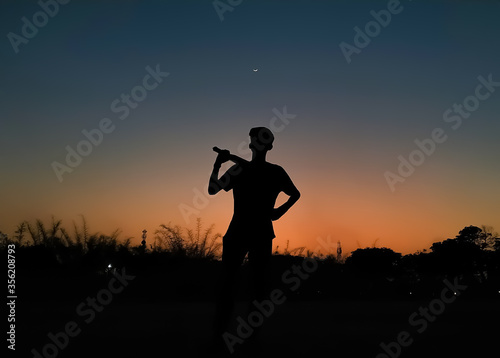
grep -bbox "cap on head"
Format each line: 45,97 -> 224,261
249,127 -> 274,152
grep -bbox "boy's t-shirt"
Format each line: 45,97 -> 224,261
221,161 -> 295,241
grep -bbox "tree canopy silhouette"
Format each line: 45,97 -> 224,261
346,247 -> 402,274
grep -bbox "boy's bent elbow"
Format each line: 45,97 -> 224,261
208,187 -> 218,195
208,182 -> 222,195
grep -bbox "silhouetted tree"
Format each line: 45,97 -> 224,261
495,238 -> 500,252
430,238 -> 480,275
428,225 -> 499,276
346,247 -> 402,274
455,225 -> 498,250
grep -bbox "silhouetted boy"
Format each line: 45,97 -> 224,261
208,127 -> 300,350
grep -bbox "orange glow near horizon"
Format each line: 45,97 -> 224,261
3,142 -> 498,257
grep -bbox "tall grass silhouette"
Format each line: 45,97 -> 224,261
154,218 -> 222,259
2,216 -> 224,263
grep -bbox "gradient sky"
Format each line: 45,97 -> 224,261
1,0 -> 499,256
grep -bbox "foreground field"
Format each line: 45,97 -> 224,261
18,297 -> 499,358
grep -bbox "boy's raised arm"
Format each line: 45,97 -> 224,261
208,147 -> 249,195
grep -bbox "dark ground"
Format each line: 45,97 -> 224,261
10,247 -> 500,358
17,297 -> 500,358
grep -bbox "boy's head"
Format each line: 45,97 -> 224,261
249,127 -> 274,152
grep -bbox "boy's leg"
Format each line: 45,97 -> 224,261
213,237 -> 248,339
245,239 -> 273,334
249,238 -> 273,302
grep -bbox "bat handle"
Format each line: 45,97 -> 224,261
213,146 -> 223,154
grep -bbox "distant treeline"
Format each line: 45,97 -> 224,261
1,218 -> 499,300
